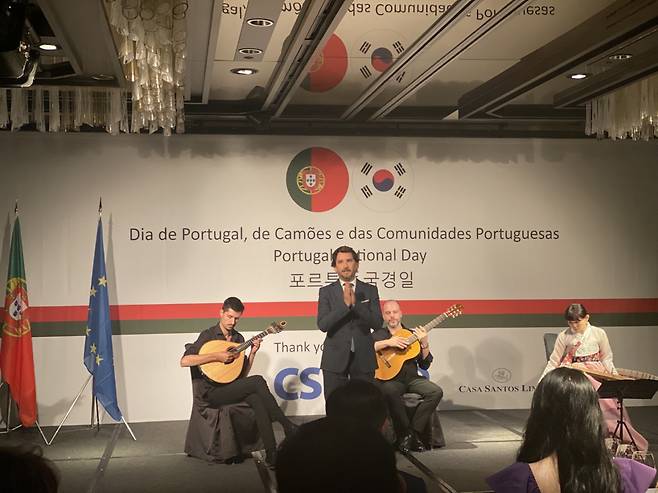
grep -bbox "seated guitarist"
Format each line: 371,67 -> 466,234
180,296 -> 297,467
373,300 -> 443,453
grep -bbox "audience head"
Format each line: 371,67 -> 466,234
325,379 -> 388,431
276,417 -> 401,493
519,367 -> 620,492
0,445 -> 59,493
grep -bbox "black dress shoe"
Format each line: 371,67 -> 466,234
264,450 -> 277,470
398,431 -> 426,453
410,432 -> 426,453
397,432 -> 414,453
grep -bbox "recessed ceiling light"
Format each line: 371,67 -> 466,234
608,53 -> 632,61
238,48 -> 263,55
231,68 -> 258,75
39,43 -> 59,51
91,74 -> 115,81
568,73 -> 589,80
246,18 -> 274,27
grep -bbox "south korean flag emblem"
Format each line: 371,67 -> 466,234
354,161 -> 413,212
354,30 -> 407,83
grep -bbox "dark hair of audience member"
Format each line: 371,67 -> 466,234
325,379 -> 388,430
564,303 -> 588,322
276,417 -> 401,493
517,367 -> 621,493
0,445 -> 59,493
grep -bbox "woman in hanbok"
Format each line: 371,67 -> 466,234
540,303 -> 648,451
487,367 -> 655,493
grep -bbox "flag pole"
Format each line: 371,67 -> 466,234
0,204 -> 47,444
95,397 -> 100,432
50,199 -> 136,443
92,198 -> 101,432
0,381 -> 21,433
47,375 -> 93,445
122,417 -> 137,441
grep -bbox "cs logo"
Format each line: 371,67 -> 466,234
274,367 -> 322,400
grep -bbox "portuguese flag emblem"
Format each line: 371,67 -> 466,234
301,34 -> 348,93
286,147 -> 349,212
0,217 -> 37,426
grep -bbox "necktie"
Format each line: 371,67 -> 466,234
343,282 -> 355,352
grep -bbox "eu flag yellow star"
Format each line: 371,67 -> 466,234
85,327 -> 91,336
90,286 -> 97,297
96,354 -> 103,366
98,276 -> 107,287
90,343 -> 97,354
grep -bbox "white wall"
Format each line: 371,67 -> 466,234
0,133 -> 656,424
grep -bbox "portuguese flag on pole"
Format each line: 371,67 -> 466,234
0,216 -> 37,427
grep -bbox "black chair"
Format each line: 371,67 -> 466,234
183,345 -> 263,463
543,332 -> 558,361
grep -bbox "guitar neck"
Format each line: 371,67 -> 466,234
404,312 -> 448,344
234,329 -> 270,353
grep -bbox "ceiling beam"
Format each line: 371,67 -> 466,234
260,0 -> 351,118
370,0 -> 531,121
183,113 -> 587,138
554,46 -> 658,108
233,0 -> 284,63
185,0 -> 222,103
340,0 -> 483,121
458,0 -> 658,118
36,0 -> 83,74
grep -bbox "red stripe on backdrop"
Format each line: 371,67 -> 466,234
10,298 -> 658,323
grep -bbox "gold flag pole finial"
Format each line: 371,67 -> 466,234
98,197 -> 103,216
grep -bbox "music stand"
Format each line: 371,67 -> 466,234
597,378 -> 658,449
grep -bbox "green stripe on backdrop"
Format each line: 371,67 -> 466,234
30,312 -> 658,337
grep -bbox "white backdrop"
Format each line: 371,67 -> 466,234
0,133 -> 656,425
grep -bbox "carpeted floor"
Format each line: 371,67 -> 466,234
1,407 -> 656,493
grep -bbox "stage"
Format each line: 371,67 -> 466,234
2,407 -> 657,493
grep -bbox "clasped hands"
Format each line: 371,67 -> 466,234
343,283 -> 356,307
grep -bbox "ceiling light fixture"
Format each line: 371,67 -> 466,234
238,48 -> 263,55
231,68 -> 258,75
246,18 -> 273,27
91,74 -> 115,81
38,43 -> 59,51
568,73 -> 589,80
608,53 -> 633,61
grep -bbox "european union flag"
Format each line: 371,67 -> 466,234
83,218 -> 122,422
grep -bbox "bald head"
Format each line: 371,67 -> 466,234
382,300 -> 402,331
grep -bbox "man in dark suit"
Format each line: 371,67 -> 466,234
317,246 -> 383,402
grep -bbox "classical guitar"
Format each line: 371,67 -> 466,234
199,321 -> 286,384
375,304 -> 463,381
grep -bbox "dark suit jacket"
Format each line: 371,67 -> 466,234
317,279 -> 383,373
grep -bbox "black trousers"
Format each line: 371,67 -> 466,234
378,377 -> 443,437
322,351 -> 374,403
206,375 -> 288,455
